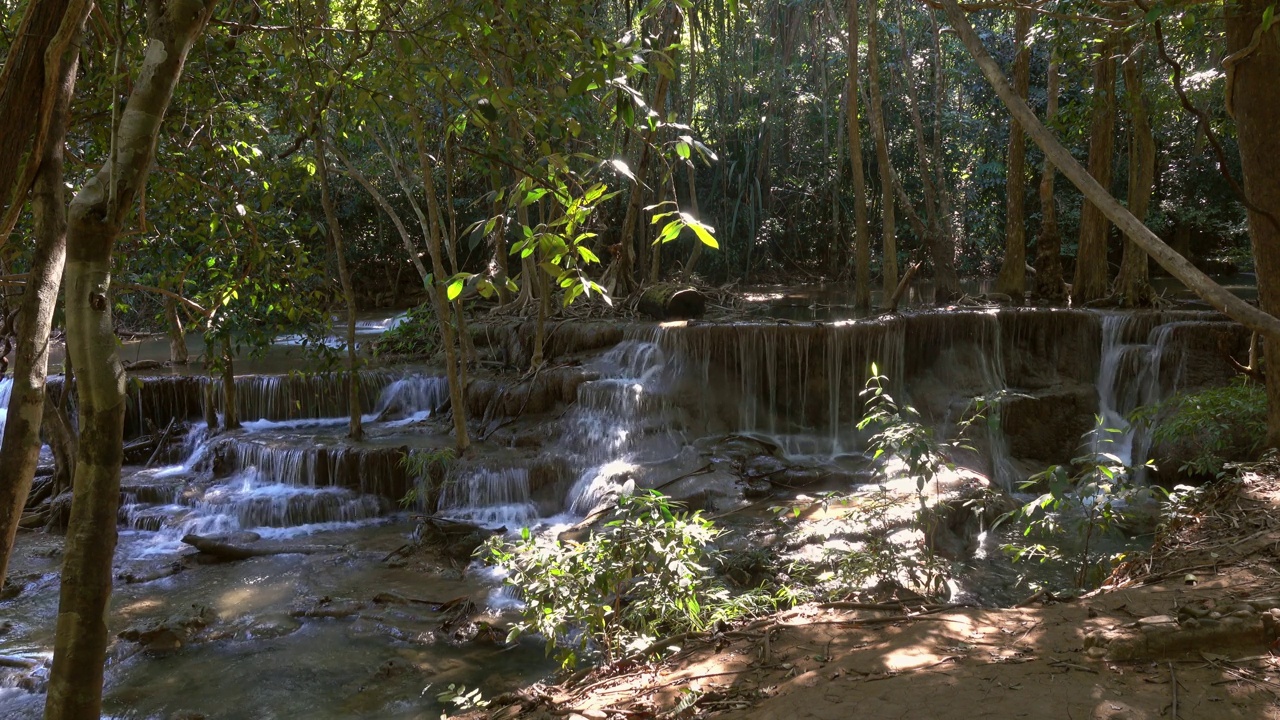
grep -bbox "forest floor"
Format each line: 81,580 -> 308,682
481,462 -> 1280,720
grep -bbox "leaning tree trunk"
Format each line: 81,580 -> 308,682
1226,0 -> 1280,448
866,0 -> 897,295
1115,33 -> 1156,307
995,7 -> 1031,299
846,0 -> 873,310
938,0 -> 1280,338
1072,30 -> 1118,304
46,4 -> 216,719
0,16 -> 82,589
1034,54 -> 1066,302
315,133 -> 363,442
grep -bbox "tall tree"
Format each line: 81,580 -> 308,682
0,0 -> 80,240
45,2 -> 216,718
1225,0 -> 1280,447
0,0 -> 90,591
1114,31 -> 1155,306
1034,52 -> 1065,301
1071,29 -> 1119,304
846,0 -> 872,310
995,7 -> 1031,298
865,0 -> 897,296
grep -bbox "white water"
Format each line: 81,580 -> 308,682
0,377 -> 11,438
1092,314 -> 1180,470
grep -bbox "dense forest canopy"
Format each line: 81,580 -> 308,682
1,0 -> 1279,716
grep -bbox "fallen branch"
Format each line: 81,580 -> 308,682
181,534 -> 342,560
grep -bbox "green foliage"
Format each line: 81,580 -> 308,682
399,447 -> 458,509
375,305 -> 442,358
429,683 -> 488,720
484,491 -> 721,669
857,362 -> 956,497
1001,424 -> 1158,590
1133,379 -> 1267,478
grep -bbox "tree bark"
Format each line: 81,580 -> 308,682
315,133 -> 363,441
939,0 -> 1280,338
165,294 -> 189,364
1225,0 -> 1280,447
866,0 -> 897,294
1071,30 -> 1118,304
219,338 -> 239,431
46,4 -> 215,719
893,0 -> 958,301
0,17 -> 81,590
1115,33 -> 1156,306
846,0 -> 873,310
1034,55 -> 1066,301
409,107 -> 472,454
0,0 -> 86,244
995,8 -> 1031,298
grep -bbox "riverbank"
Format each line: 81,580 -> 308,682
476,458 -> 1280,720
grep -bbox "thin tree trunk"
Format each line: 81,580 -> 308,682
938,0 -> 1280,337
995,7 -> 1031,298
892,0 -> 957,301
846,0 -> 872,309
46,4 -> 215,718
220,338 -> 239,431
0,20 -> 81,590
1225,0 -> 1280,447
165,294 -> 189,364
866,0 -> 897,295
1034,55 -> 1066,301
1115,33 -> 1155,307
1072,30 -> 1118,304
409,107 -> 472,453
315,133 -> 363,441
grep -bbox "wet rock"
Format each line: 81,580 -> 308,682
1001,384 -> 1098,466
743,479 -> 774,499
742,455 -> 786,479
119,605 -> 214,653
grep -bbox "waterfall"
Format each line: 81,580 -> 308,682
1092,313 -> 1186,471
0,377 -> 11,438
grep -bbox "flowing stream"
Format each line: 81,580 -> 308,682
0,304 -> 1249,717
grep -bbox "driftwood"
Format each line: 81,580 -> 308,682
181,534 -> 341,560
0,655 -> 40,670
638,283 -> 706,320
882,262 -> 921,312
144,417 -> 177,468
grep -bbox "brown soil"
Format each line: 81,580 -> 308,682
482,463 -> 1280,720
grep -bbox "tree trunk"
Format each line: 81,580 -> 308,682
846,0 -> 873,310
409,107 -> 471,454
1115,33 -> 1156,307
46,4 -> 215,719
315,133 -> 362,441
165,295 -> 189,364
893,0 -> 957,301
609,2 -> 680,296
0,24 -> 80,589
220,339 -> 239,431
995,8 -> 1031,298
0,0 -> 86,243
866,0 -> 897,294
1072,31 -> 1118,304
1226,0 -> 1280,447
1034,55 -> 1066,302
938,0 -> 1280,337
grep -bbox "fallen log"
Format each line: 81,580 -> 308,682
0,655 -> 41,670
181,534 -> 341,560
638,283 -> 706,320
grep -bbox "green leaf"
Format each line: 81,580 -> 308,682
447,279 -> 464,301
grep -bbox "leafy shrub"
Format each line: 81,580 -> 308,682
374,304 -> 441,357
484,491 -> 722,668
1136,379 -> 1267,478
